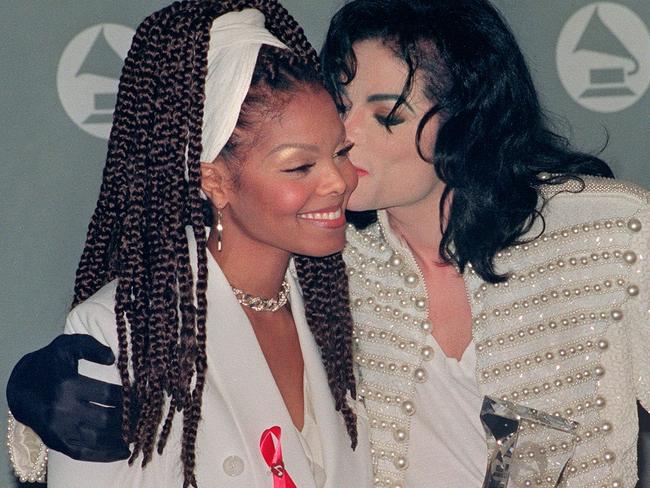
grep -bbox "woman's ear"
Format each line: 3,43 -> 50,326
200,158 -> 231,207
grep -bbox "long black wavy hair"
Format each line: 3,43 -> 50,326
73,1 -> 356,486
321,0 -> 613,282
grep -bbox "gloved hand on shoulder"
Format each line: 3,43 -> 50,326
6,334 -> 130,462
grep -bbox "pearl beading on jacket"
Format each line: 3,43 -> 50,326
6,411 -> 48,483
344,177 -> 650,488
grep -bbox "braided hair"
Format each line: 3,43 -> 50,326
72,2 -> 356,486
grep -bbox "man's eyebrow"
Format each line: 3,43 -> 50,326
367,94 -> 415,113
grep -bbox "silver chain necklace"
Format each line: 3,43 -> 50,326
231,280 -> 290,312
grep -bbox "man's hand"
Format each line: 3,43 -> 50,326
6,334 -> 130,462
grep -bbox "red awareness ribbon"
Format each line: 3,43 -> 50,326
259,426 -> 297,488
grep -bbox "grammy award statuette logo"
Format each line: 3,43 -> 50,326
556,2 -> 650,113
57,24 -> 135,139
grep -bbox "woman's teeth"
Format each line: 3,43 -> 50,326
298,207 -> 342,220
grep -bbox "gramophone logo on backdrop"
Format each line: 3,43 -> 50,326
57,24 -> 135,139
557,2 -> 650,113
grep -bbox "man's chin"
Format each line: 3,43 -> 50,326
346,193 -> 378,213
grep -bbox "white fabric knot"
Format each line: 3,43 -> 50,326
200,8 -> 288,163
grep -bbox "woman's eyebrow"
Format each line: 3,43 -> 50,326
266,143 -> 319,158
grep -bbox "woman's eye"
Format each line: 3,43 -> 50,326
375,114 -> 405,131
334,143 -> 355,159
284,163 -> 315,174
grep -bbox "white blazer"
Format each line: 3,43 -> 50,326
47,246 -> 372,488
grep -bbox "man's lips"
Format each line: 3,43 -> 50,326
353,165 -> 369,177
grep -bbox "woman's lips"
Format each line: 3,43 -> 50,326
353,165 -> 369,177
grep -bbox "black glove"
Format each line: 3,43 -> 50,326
6,334 -> 130,462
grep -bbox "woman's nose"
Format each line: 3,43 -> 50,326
319,162 -> 348,196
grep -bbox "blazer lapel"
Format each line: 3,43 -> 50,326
203,252 -> 316,488
287,264 -> 360,487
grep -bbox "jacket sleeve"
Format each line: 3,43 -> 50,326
6,411 -> 48,483
46,294 -> 183,488
627,206 -> 650,412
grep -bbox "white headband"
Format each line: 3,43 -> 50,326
200,8 -> 288,163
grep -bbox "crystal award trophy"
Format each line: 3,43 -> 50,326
480,396 -> 579,488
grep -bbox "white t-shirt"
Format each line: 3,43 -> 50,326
405,335 -> 487,487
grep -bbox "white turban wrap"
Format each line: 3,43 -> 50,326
200,8 -> 288,163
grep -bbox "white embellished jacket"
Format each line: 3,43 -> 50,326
344,177 -> 650,488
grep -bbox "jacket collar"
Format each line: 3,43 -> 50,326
187,228 -> 363,486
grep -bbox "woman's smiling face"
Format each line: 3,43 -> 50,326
202,84 -> 358,258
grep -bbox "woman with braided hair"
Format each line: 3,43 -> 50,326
8,1 -> 371,487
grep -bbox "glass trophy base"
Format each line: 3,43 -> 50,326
481,396 -> 579,488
